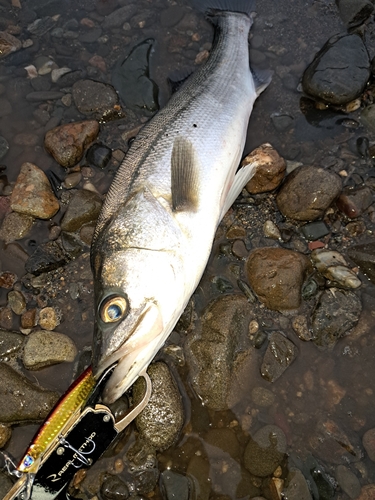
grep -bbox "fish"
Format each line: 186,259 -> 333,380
91,0 -> 271,403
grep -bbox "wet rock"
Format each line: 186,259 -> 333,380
27,16 -> 56,36
0,362 -> 59,423
0,98 -> 12,118
284,468 -> 312,500
263,220 -> 281,240
160,5 -> 186,27
13,132 -> 39,147
337,186 -> 373,218
309,419 -> 361,464
26,90 -> 64,101
362,428 -> 375,461
300,221 -> 330,241
244,143 -> 286,194
0,211 -> 34,244
160,470 -> 192,500
204,428 -> 240,459
133,362 -> 183,451
0,307 -> 13,330
0,136 -> 9,159
0,423 -> 11,447
311,289 -> 362,349
10,163 -> 59,219
271,113 -> 294,131
348,242 -> 375,284
103,4 -> 137,29
311,249 -> 361,289
276,165 -> 342,221
0,329 -> 24,360
38,306 -> 60,330
72,80 -> 118,118
86,143 -> 112,169
246,247 -> 310,310
302,34 -> 370,105
357,484 -> 375,499
0,272 -> 17,289
261,332 -> 297,382
21,309 -> 37,329
337,0 -> 374,27
251,386 -> 276,407
244,425 -> 286,477
361,104 -> 375,133
44,120 -> 100,168
335,465 -> 361,499
112,39 -> 159,116
186,294 -> 255,410
186,455 -> 210,500
0,31 -> 22,59
7,291 -> 27,315
23,329 -> 77,369
100,475 -> 129,500
60,190 -> 102,232
25,240 -> 70,275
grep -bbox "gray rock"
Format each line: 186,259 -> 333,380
335,465 -> 361,499
276,165 -> 342,221
0,135 -> 9,159
337,0 -> 374,27
348,242 -> 375,284
26,91 -> 64,101
27,16 -> 56,36
186,455 -> 210,500
103,4 -> 137,29
284,468 -> 312,500
160,470 -> 192,500
244,424 -> 286,477
0,98 -> 12,118
300,221 -> 330,241
25,240 -> 70,275
23,329 -> 77,369
311,290 -> 362,349
72,79 -> 118,117
361,104 -> 375,133
160,5 -> 186,27
0,362 -> 59,423
0,329 -> 24,360
302,34 -> 370,105
133,362 -> 184,451
100,475 -> 129,499
261,332 -> 297,382
271,113 -> 294,131
0,212 -> 34,244
78,28 -> 102,44
60,190 -> 102,232
186,294 -> 255,410
337,186 -> 373,218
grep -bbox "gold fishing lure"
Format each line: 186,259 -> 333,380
17,366 -> 96,474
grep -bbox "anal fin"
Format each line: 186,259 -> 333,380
171,136 -> 199,212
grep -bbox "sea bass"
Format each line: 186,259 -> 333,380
91,0 -> 271,403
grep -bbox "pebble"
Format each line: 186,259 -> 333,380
10,163 -> 60,219
0,97 -> 12,117
337,0 -> 374,27
335,465 -> 361,499
78,28 -> 102,44
337,186 -> 373,218
186,455 -> 210,500
246,247 -> 310,310
0,329 -> 24,359
363,428 -> 375,461
0,211 -> 34,244
244,424 -> 286,477
357,484 -> 375,499
311,289 -> 362,349
23,330 -> 77,369
276,165 -> 342,221
86,143 -> 112,169
232,239 -> 248,258
348,242 -> 375,284
60,189 -> 102,232
102,4 -> 137,29
51,67 -> 71,83
283,468 -> 312,500
0,31 -> 22,59
133,362 -> 184,451
13,132 -> 39,147
263,220 -> 281,240
261,332 -> 297,382
0,135 -> 9,159
100,475 -> 129,500
38,306 -> 60,330
0,423 -> 11,448
0,307 -> 13,330
0,272 -> 17,289
44,120 -> 100,168
63,171 -> 82,189
21,309 -> 37,329
271,112 -> 294,131
160,470 -> 191,500
72,79 -> 118,117
26,90 -> 64,101
7,290 -> 27,315
25,240 -> 69,275
244,144 -> 286,194
0,362 -> 59,423
311,249 -> 361,288
302,33 -> 370,105
251,386 -> 276,407
300,220 -> 330,241
361,104 -> 375,133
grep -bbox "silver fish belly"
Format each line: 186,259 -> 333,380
91,0 -> 271,403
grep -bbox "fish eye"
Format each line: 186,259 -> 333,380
100,295 -> 128,323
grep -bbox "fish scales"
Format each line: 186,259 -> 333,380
91,0 -> 271,403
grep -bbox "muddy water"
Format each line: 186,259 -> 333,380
1,0 -> 375,499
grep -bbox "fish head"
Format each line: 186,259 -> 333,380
91,244 -> 182,403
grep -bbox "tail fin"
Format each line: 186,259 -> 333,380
193,0 -> 256,16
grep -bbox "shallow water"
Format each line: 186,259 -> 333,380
1,0 -> 375,499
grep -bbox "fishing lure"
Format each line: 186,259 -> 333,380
4,366 -> 152,500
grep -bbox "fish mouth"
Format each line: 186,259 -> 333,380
93,302 -> 164,404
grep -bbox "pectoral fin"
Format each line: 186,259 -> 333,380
171,136 -> 199,212
219,161 -> 257,221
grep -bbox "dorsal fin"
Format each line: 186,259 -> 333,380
171,136 -> 199,212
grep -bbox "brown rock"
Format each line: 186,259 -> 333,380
246,247 -> 310,310
10,163 -> 59,219
276,165 -> 342,221
0,31 -> 22,60
363,428 -> 375,461
21,309 -> 37,329
245,144 -> 286,194
337,186 -> 373,219
0,211 -> 34,244
357,484 -> 375,499
44,120 -> 100,168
